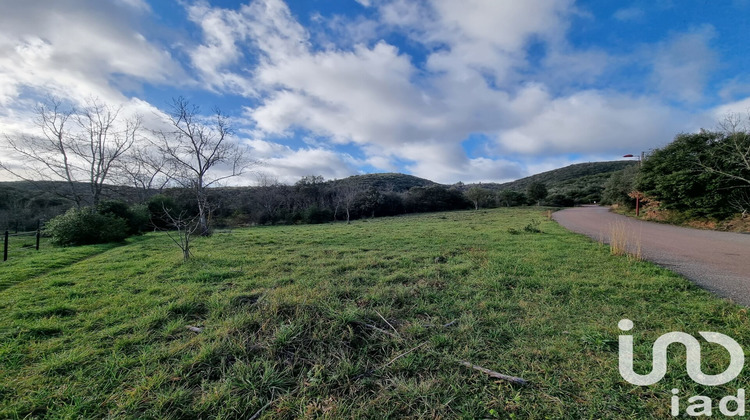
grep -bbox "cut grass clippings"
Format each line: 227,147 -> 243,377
0,208 -> 747,419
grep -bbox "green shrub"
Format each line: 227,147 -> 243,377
45,207 -> 128,246
147,195 -> 180,230
303,206 -> 334,224
544,194 -> 575,207
524,220 -> 542,233
127,204 -> 151,234
97,200 -> 150,234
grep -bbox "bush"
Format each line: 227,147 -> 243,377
404,186 -> 472,213
497,190 -> 527,207
544,193 -> 575,207
147,195 -> 180,230
601,165 -> 638,208
637,132 -> 738,219
526,182 -> 548,205
98,200 -> 150,234
128,204 -> 151,233
303,206 -> 334,224
45,207 -> 128,246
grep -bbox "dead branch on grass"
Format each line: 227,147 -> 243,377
459,361 -> 529,386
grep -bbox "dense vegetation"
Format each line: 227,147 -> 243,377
481,161 -> 636,192
2,162 -> 634,237
463,161 -> 636,206
0,182 -> 146,232
2,208 -> 746,419
601,125 -> 750,224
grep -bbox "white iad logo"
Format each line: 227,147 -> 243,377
618,319 -> 744,386
618,319 -> 746,417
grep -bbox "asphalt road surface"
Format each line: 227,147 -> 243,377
553,205 -> 750,306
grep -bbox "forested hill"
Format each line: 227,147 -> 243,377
328,173 -> 436,191
473,161 -> 637,192
1,162 -> 634,230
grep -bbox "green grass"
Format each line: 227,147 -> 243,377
0,236 -> 123,291
0,208 -> 748,419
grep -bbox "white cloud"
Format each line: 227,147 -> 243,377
711,97 -> 750,120
377,0 -> 573,85
113,0 -> 151,13
647,26 -> 718,103
241,140 -> 360,184
497,89 -> 689,156
251,41 -> 430,146
0,0 -> 185,106
2,0 -> 742,186
428,0 -> 571,52
186,0 -> 308,95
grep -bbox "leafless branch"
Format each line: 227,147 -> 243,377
151,97 -> 255,235
0,97 -> 138,207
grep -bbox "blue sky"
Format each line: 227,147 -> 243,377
1,0 -> 749,184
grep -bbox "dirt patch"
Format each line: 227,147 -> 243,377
719,215 -> 750,233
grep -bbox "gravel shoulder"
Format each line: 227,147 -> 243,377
553,205 -> 750,306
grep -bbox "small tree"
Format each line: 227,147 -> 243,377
729,189 -> 750,218
497,190 -> 526,207
353,187 -> 383,218
526,182 -> 548,206
160,205 -> 200,261
602,165 -> 639,208
466,186 -> 491,210
254,173 -> 284,223
637,131 -> 735,219
333,183 -> 361,224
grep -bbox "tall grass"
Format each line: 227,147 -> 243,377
608,220 -> 642,261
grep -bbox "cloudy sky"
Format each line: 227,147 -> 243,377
1,0 -> 749,184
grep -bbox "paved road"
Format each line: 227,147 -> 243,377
553,205 -> 750,306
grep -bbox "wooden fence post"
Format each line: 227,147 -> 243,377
36,220 -> 41,251
3,230 -> 7,262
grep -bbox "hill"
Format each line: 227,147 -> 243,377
458,160 -> 638,205
328,172 -> 437,191
482,161 -> 637,192
0,162 -> 634,229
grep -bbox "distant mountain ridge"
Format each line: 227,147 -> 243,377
1,161 -> 635,229
464,161 -> 637,191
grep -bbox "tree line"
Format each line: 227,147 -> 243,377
1,96 -> 250,257
602,113 -> 750,221
1,97 -> 562,259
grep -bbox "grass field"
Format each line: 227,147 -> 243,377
1,208 -> 748,419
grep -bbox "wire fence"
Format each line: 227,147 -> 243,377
3,226 -> 41,262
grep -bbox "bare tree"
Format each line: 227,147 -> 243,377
700,112 -> 750,186
729,189 -> 750,218
118,145 -> 173,201
333,183 -> 360,224
160,205 -> 200,261
254,172 -> 283,220
154,97 -> 252,235
1,97 -> 138,207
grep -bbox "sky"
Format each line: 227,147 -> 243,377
1,0 -> 749,185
